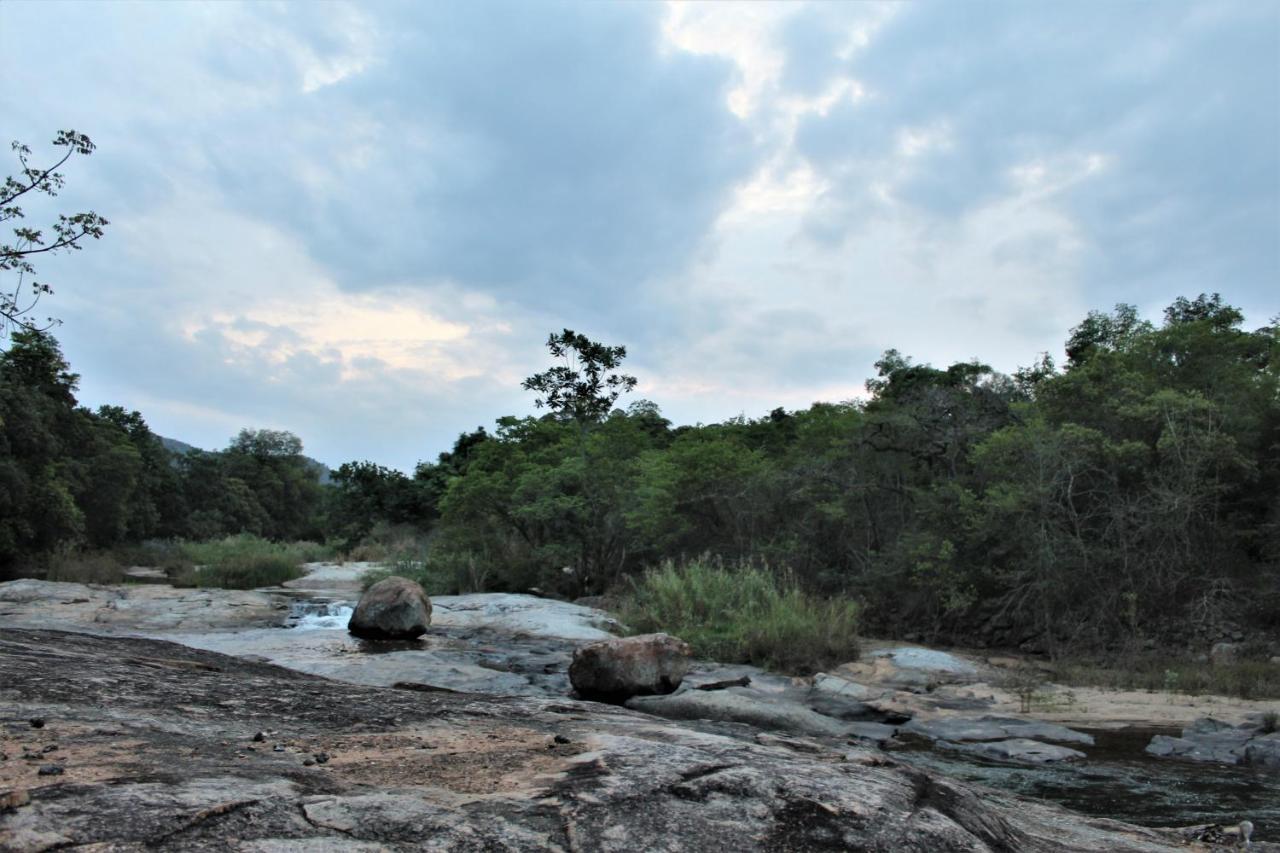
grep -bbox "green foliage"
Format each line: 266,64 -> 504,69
2,130 -> 108,333
522,329 -> 637,425
44,550 -> 125,584
169,534 -> 322,590
621,558 -> 861,674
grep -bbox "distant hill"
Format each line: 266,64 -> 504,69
158,435 -> 333,485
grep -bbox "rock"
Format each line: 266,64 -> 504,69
28,718 -> 43,729
569,633 -> 691,701
347,576 -> 432,640
627,688 -> 854,738
806,674 -> 881,721
37,765 -> 64,776
432,593 -> 618,640
939,738 -> 1086,764
0,627 -> 1212,851
1144,718 -> 1258,765
904,715 -> 1094,746
1245,732 -> 1280,770
1209,641 -> 1238,666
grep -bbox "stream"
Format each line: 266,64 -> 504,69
10,564 -> 1272,840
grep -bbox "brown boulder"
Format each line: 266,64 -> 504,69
347,576 -> 432,640
569,632 -> 692,701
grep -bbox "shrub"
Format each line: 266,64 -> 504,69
620,557 -> 861,674
1052,656 -> 1280,701
45,551 -> 126,584
169,534 -> 307,590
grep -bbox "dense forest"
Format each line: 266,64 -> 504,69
2,294 -> 1277,653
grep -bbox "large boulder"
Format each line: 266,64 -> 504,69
347,576 -> 432,640
569,632 -> 691,701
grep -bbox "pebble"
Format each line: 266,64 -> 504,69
273,745 -> 285,752
553,734 -> 571,745
252,731 -> 266,742
29,718 -> 44,729
37,765 -> 63,776
41,745 -> 58,754
303,759 -> 315,766
314,752 -> 329,764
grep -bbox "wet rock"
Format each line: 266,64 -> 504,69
347,576 -> 432,641
1144,718 -> 1264,766
570,632 -> 691,701
1246,733 -> 1280,769
806,673 -> 882,721
939,738 -> 1086,764
904,715 -> 1094,746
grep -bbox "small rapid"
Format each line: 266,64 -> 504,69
286,601 -> 354,631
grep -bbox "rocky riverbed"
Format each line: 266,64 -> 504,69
1,563 -> 1277,850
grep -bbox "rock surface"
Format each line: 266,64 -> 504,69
938,738 -> 1087,764
905,715 -> 1095,746
569,632 -> 692,701
347,576 -> 432,640
0,578 -> 288,633
0,629 -> 1215,852
1145,717 -> 1279,772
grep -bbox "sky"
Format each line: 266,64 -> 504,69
2,0 -> 1276,472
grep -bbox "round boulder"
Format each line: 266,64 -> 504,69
348,576 -> 432,640
569,632 -> 692,702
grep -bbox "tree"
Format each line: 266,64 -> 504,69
2,131 -> 108,335
522,329 -> 637,425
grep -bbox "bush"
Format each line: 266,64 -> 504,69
620,557 -> 861,674
45,551 -> 126,584
169,534 -> 309,590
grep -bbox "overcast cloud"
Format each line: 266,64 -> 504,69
1,0 -> 1275,471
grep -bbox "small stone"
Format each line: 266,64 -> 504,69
303,759 -> 316,766
273,745 -> 285,752
40,745 -> 57,754
553,734 -> 571,745
314,752 -> 329,764
37,765 -> 63,776
28,718 -> 44,729
252,731 -> 266,742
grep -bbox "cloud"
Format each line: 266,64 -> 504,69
0,0 -> 1274,470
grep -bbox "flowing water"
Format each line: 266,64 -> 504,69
188,583 -> 1280,839
895,726 -> 1280,833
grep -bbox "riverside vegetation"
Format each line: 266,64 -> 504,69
2,297 -> 1278,691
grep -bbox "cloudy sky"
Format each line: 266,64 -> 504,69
2,1 -> 1276,471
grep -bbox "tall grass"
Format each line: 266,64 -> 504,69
45,551 -> 126,584
169,534 -> 324,589
620,557 -> 861,674
1052,656 -> 1280,701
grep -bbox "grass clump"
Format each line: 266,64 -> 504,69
620,557 -> 860,674
45,551 -> 126,584
170,534 -> 312,590
1052,656 -> 1280,701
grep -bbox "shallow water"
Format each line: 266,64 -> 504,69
896,726 -> 1280,836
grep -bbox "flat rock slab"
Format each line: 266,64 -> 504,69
869,647 -> 980,677
0,579 -> 288,634
628,687 -> 878,739
0,628 -> 1197,852
905,715 -> 1095,746
939,738 -> 1087,764
431,593 -> 619,640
